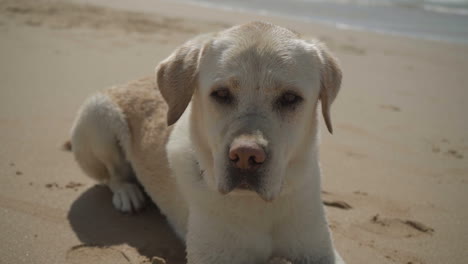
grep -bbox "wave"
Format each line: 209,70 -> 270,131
299,0 -> 468,15
177,0 -> 468,43
423,3 -> 468,15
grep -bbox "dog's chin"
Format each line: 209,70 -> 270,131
216,171 -> 282,202
217,182 -> 281,202
216,177 -> 255,195
231,185 -> 280,202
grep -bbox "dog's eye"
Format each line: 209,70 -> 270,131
210,88 -> 233,104
277,92 -> 303,108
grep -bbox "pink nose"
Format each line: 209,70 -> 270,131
229,141 -> 266,170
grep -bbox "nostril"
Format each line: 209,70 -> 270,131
254,151 -> 266,164
248,156 -> 260,166
249,155 -> 264,165
231,155 -> 239,163
229,151 -> 239,162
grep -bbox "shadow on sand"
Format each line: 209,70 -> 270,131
67,185 -> 186,263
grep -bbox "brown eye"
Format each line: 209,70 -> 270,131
277,92 -> 303,108
211,88 -> 233,104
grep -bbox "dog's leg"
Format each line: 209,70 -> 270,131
71,93 -> 146,213
104,149 -> 146,213
185,211 -> 271,264
272,197 -> 342,264
273,227 -> 341,264
267,257 -> 293,264
268,254 -> 344,264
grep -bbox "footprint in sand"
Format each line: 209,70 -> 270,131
66,245 -> 131,264
353,190 -> 368,196
345,151 -> 367,159
65,181 -> 85,191
44,181 -> 85,191
431,138 -> 464,159
358,214 -> 434,239
45,182 -> 60,189
8,162 -> 24,175
379,104 -> 401,112
321,191 -> 353,210
445,149 -> 464,159
323,200 -> 352,210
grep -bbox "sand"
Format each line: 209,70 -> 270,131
0,0 -> 467,263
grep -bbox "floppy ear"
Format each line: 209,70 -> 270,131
317,44 -> 342,134
156,39 -> 205,126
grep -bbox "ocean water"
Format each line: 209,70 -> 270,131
177,0 -> 468,43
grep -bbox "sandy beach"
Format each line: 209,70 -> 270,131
0,0 -> 467,263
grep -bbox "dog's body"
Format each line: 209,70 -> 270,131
70,22 -> 344,264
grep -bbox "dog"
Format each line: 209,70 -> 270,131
69,21 -> 344,264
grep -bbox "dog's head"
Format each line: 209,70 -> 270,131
157,22 -> 342,201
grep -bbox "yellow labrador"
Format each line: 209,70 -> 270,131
69,21 -> 344,264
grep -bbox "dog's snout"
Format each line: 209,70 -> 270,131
229,141 -> 266,170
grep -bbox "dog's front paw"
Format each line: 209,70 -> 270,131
267,257 -> 293,264
111,182 -> 146,213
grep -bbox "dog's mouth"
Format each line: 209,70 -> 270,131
222,168 -> 263,195
219,172 -> 280,202
236,179 -> 253,190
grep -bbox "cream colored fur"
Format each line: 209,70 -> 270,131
70,22 -> 344,264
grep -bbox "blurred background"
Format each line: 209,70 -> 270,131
178,0 -> 468,43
